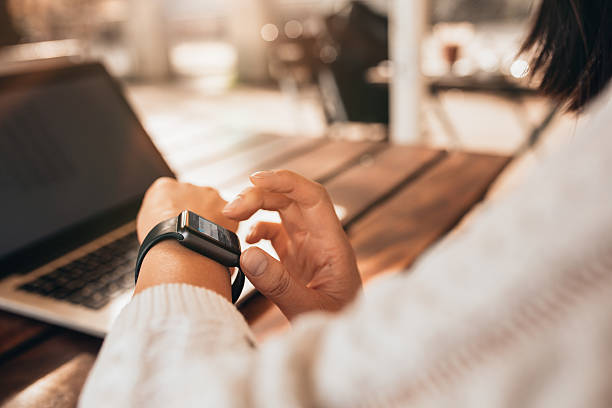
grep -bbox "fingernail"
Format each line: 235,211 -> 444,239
222,196 -> 242,213
243,249 -> 267,276
250,171 -> 274,179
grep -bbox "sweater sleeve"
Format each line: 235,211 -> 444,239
79,91 -> 612,408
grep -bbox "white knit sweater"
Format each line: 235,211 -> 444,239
79,88 -> 612,408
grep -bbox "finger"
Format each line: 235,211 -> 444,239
250,170 -> 342,234
250,170 -> 329,208
246,222 -> 288,256
246,222 -> 283,244
240,247 -> 318,320
223,186 -> 292,220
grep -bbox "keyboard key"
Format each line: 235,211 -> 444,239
119,274 -> 135,290
80,292 -> 110,310
48,287 -> 75,300
63,278 -> 86,291
101,280 -> 122,297
19,232 -> 139,309
19,283 -> 42,293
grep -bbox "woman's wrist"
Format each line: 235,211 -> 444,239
134,240 -> 232,301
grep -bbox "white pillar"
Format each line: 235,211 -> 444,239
125,0 -> 170,81
228,0 -> 270,83
390,0 -> 426,144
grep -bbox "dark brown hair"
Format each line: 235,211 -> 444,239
521,0 -> 612,111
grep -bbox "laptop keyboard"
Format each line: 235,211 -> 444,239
18,232 -> 138,310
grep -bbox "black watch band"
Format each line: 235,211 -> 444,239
134,216 -> 245,304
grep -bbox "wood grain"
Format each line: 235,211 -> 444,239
264,140 -> 382,184
240,295 -> 290,341
221,139 -> 383,194
350,151 -> 511,280
241,145 -> 446,340
179,136 -> 325,187
244,151 -> 509,338
0,331 -> 101,403
2,353 -> 95,408
0,143 -> 512,404
168,133 -> 279,174
325,145 -> 445,226
0,311 -> 50,359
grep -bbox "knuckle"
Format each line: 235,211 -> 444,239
200,185 -> 221,198
305,181 -> 330,206
239,186 -> 257,198
312,181 -> 326,195
152,177 -> 175,189
266,272 -> 292,299
241,186 -> 263,205
185,182 -> 204,193
275,169 -> 294,179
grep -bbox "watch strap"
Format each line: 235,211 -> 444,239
134,217 -> 183,285
135,216 -> 246,304
231,266 -> 245,304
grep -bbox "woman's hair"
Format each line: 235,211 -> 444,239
521,0 -> 612,111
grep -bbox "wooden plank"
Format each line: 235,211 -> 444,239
0,331 -> 101,402
241,295 -> 290,341
0,147 -> 511,398
239,141 -> 388,339
2,353 -> 95,408
259,140 -> 383,184
150,120 -> 258,157
349,151 -> 511,280
166,133 -> 278,174
0,311 -> 50,358
221,140 -> 384,197
243,151 -> 510,340
0,137 -> 329,389
242,144 -> 445,340
325,145 -> 445,227
179,136 -> 326,188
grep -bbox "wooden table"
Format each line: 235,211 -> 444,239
0,135 -> 510,407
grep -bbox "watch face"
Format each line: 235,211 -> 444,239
184,211 -> 235,249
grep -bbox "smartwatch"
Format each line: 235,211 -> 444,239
135,210 -> 245,303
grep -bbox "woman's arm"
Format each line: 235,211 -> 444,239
134,171 -> 363,320
80,91 -> 612,407
133,178 -> 235,301
135,241 -> 230,298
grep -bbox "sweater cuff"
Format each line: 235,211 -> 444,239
111,283 -> 255,343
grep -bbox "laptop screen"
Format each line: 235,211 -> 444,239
0,63 -> 173,260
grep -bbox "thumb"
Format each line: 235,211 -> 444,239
240,247 -> 315,319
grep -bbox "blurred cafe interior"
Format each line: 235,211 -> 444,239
0,0 -> 589,405
0,0 -> 575,156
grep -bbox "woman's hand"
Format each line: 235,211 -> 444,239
135,178 -> 238,299
223,170 -> 362,320
137,177 -> 237,241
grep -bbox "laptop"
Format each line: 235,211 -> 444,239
0,62 -> 232,337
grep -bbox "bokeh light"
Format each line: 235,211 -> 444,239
510,59 -> 529,79
284,20 -> 303,39
260,23 -> 279,42
319,45 -> 338,64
